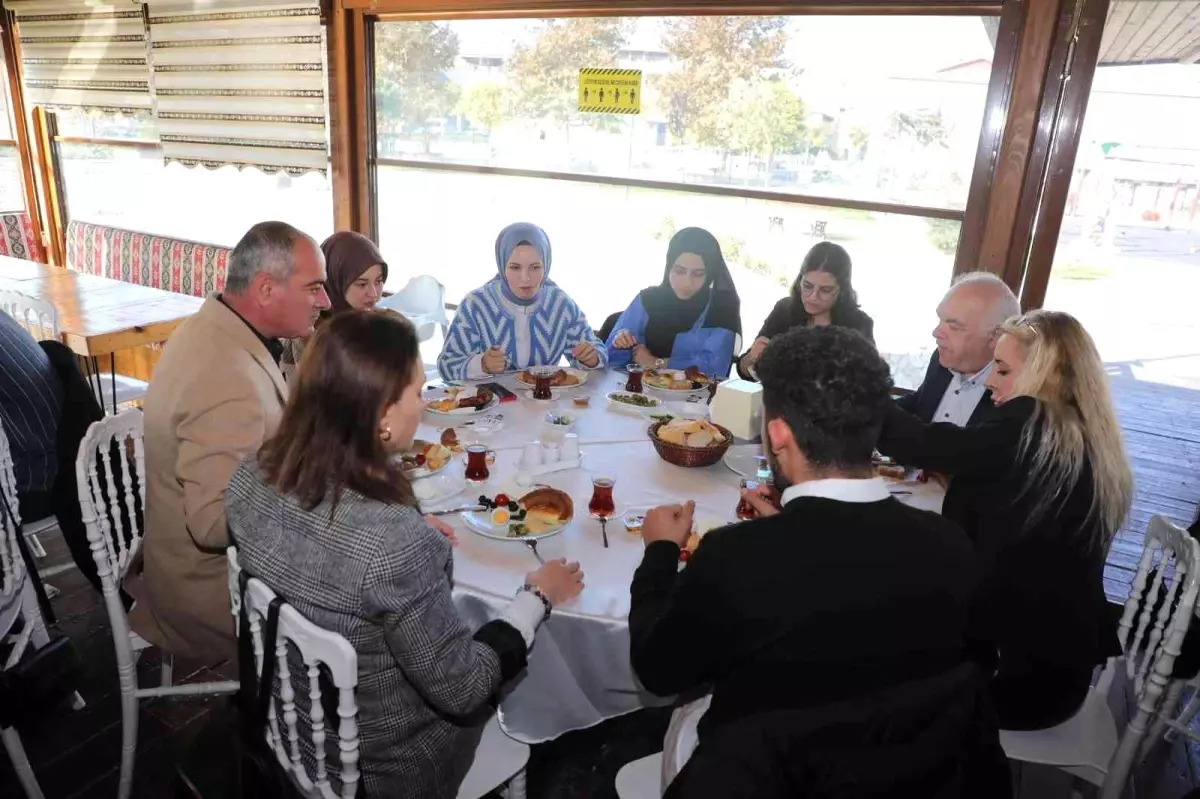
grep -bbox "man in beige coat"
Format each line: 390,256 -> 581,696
128,221 -> 330,661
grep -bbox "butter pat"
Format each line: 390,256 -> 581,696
709,380 -> 763,440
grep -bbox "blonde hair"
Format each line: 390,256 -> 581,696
1002,310 -> 1133,552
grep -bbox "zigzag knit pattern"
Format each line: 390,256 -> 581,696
438,279 -> 606,382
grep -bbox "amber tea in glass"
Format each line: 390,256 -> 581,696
588,475 -> 617,519
624,365 -> 644,394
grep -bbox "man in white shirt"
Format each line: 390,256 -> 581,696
897,272 -> 1020,427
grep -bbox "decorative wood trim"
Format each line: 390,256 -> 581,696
377,157 -> 968,221
328,1 -> 374,236
974,0 -> 1065,288
1018,0 -> 1108,311
30,107 -> 66,266
2,10 -> 47,262
356,0 -> 1002,17
954,0 -> 1023,276
53,135 -> 159,150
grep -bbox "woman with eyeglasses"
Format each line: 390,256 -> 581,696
876,310 -> 1133,731
736,242 -> 873,380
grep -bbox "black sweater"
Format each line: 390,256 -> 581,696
629,496 -> 1011,798
736,297 -> 874,379
877,396 -> 1121,676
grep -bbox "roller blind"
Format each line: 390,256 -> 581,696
144,0 -> 328,175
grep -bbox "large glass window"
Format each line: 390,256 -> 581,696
0,49 -> 22,211
1043,63 -> 1200,389
374,14 -> 993,384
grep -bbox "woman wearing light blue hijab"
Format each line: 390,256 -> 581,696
438,222 -> 606,382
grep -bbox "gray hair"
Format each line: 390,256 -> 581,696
224,221 -> 310,295
948,271 -> 1020,331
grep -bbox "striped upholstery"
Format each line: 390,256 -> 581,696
65,220 -> 230,298
0,212 -> 37,260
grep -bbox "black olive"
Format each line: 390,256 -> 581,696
517,509 -> 527,520
508,501 -> 519,512
478,495 -> 491,507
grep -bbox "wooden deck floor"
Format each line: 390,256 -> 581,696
1104,365 -> 1200,603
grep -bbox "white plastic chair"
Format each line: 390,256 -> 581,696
615,694 -> 710,798
999,515 -> 1200,799
0,417 -> 85,799
228,546 -> 529,799
379,276 -> 450,343
76,409 -> 238,799
0,292 -> 147,412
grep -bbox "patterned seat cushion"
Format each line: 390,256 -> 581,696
65,220 -> 230,298
0,211 -> 37,260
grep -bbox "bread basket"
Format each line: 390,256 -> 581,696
648,420 -> 733,468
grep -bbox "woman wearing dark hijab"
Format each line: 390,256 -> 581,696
605,227 -> 742,379
281,230 -> 388,378
736,242 -> 874,380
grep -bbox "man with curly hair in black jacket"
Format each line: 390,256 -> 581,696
627,325 -> 1011,799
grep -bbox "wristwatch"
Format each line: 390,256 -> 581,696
654,358 -> 666,369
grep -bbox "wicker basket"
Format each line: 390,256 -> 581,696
647,421 -> 733,468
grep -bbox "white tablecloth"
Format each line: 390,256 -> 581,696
433,373 -> 946,743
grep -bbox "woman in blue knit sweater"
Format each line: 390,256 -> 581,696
437,222 -> 606,383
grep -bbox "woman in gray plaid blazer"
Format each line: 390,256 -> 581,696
226,311 -> 583,798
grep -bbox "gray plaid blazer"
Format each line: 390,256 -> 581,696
226,459 -> 524,798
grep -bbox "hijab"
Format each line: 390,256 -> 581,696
320,231 -> 388,315
494,222 -> 552,307
640,227 -> 742,358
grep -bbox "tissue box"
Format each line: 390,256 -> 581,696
709,380 -> 763,440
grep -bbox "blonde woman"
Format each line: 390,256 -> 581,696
877,309 -> 1133,731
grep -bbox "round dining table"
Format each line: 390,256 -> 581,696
415,369 -> 946,744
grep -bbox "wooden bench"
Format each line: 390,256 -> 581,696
0,211 -> 37,261
63,221 -> 230,380
65,220 -> 230,298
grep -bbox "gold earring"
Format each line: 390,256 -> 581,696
381,427 -> 392,442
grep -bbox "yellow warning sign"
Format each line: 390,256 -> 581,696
578,68 -> 641,115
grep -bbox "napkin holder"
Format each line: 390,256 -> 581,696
709,380 -> 763,441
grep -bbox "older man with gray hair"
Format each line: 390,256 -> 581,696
897,271 -> 1020,427
128,221 -> 329,661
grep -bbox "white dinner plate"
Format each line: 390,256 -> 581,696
644,369 -> 713,395
722,444 -> 765,478
397,440 -> 452,480
514,368 -> 589,389
423,387 -> 501,417
413,471 -> 467,511
462,508 -> 569,542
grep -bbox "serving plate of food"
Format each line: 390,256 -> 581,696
649,418 -> 733,467
645,367 -> 712,394
606,391 -> 662,413
515,368 -> 588,389
398,440 -> 453,479
424,386 -> 498,416
463,488 -> 574,541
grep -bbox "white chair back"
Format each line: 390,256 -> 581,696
240,572 -> 361,799
380,276 -> 450,340
0,290 -> 59,341
0,418 -> 25,604
75,408 -> 146,586
1118,516 -> 1200,695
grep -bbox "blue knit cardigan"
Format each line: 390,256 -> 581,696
437,279 -> 606,382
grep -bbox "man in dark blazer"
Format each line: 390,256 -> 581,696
627,326 -> 1010,799
898,271 -> 1020,427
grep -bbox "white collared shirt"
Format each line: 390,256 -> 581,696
780,476 -> 892,506
931,362 -> 993,427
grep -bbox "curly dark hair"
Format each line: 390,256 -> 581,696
756,325 -> 893,471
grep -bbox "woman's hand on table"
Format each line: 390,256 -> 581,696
739,485 -> 781,518
745,336 -> 770,367
425,514 -> 458,546
527,559 -> 585,606
482,346 -> 507,374
612,330 -> 637,350
632,344 -> 659,368
642,501 -> 695,547
572,341 -> 601,368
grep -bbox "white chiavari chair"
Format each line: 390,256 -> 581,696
76,409 -> 238,799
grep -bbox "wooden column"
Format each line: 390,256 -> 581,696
328,1 -> 376,238
30,107 -> 66,266
954,0 -> 1077,291
1,12 -> 47,263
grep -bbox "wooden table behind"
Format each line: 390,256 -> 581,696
0,255 -> 202,379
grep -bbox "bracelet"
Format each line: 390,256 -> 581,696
520,583 -> 553,621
